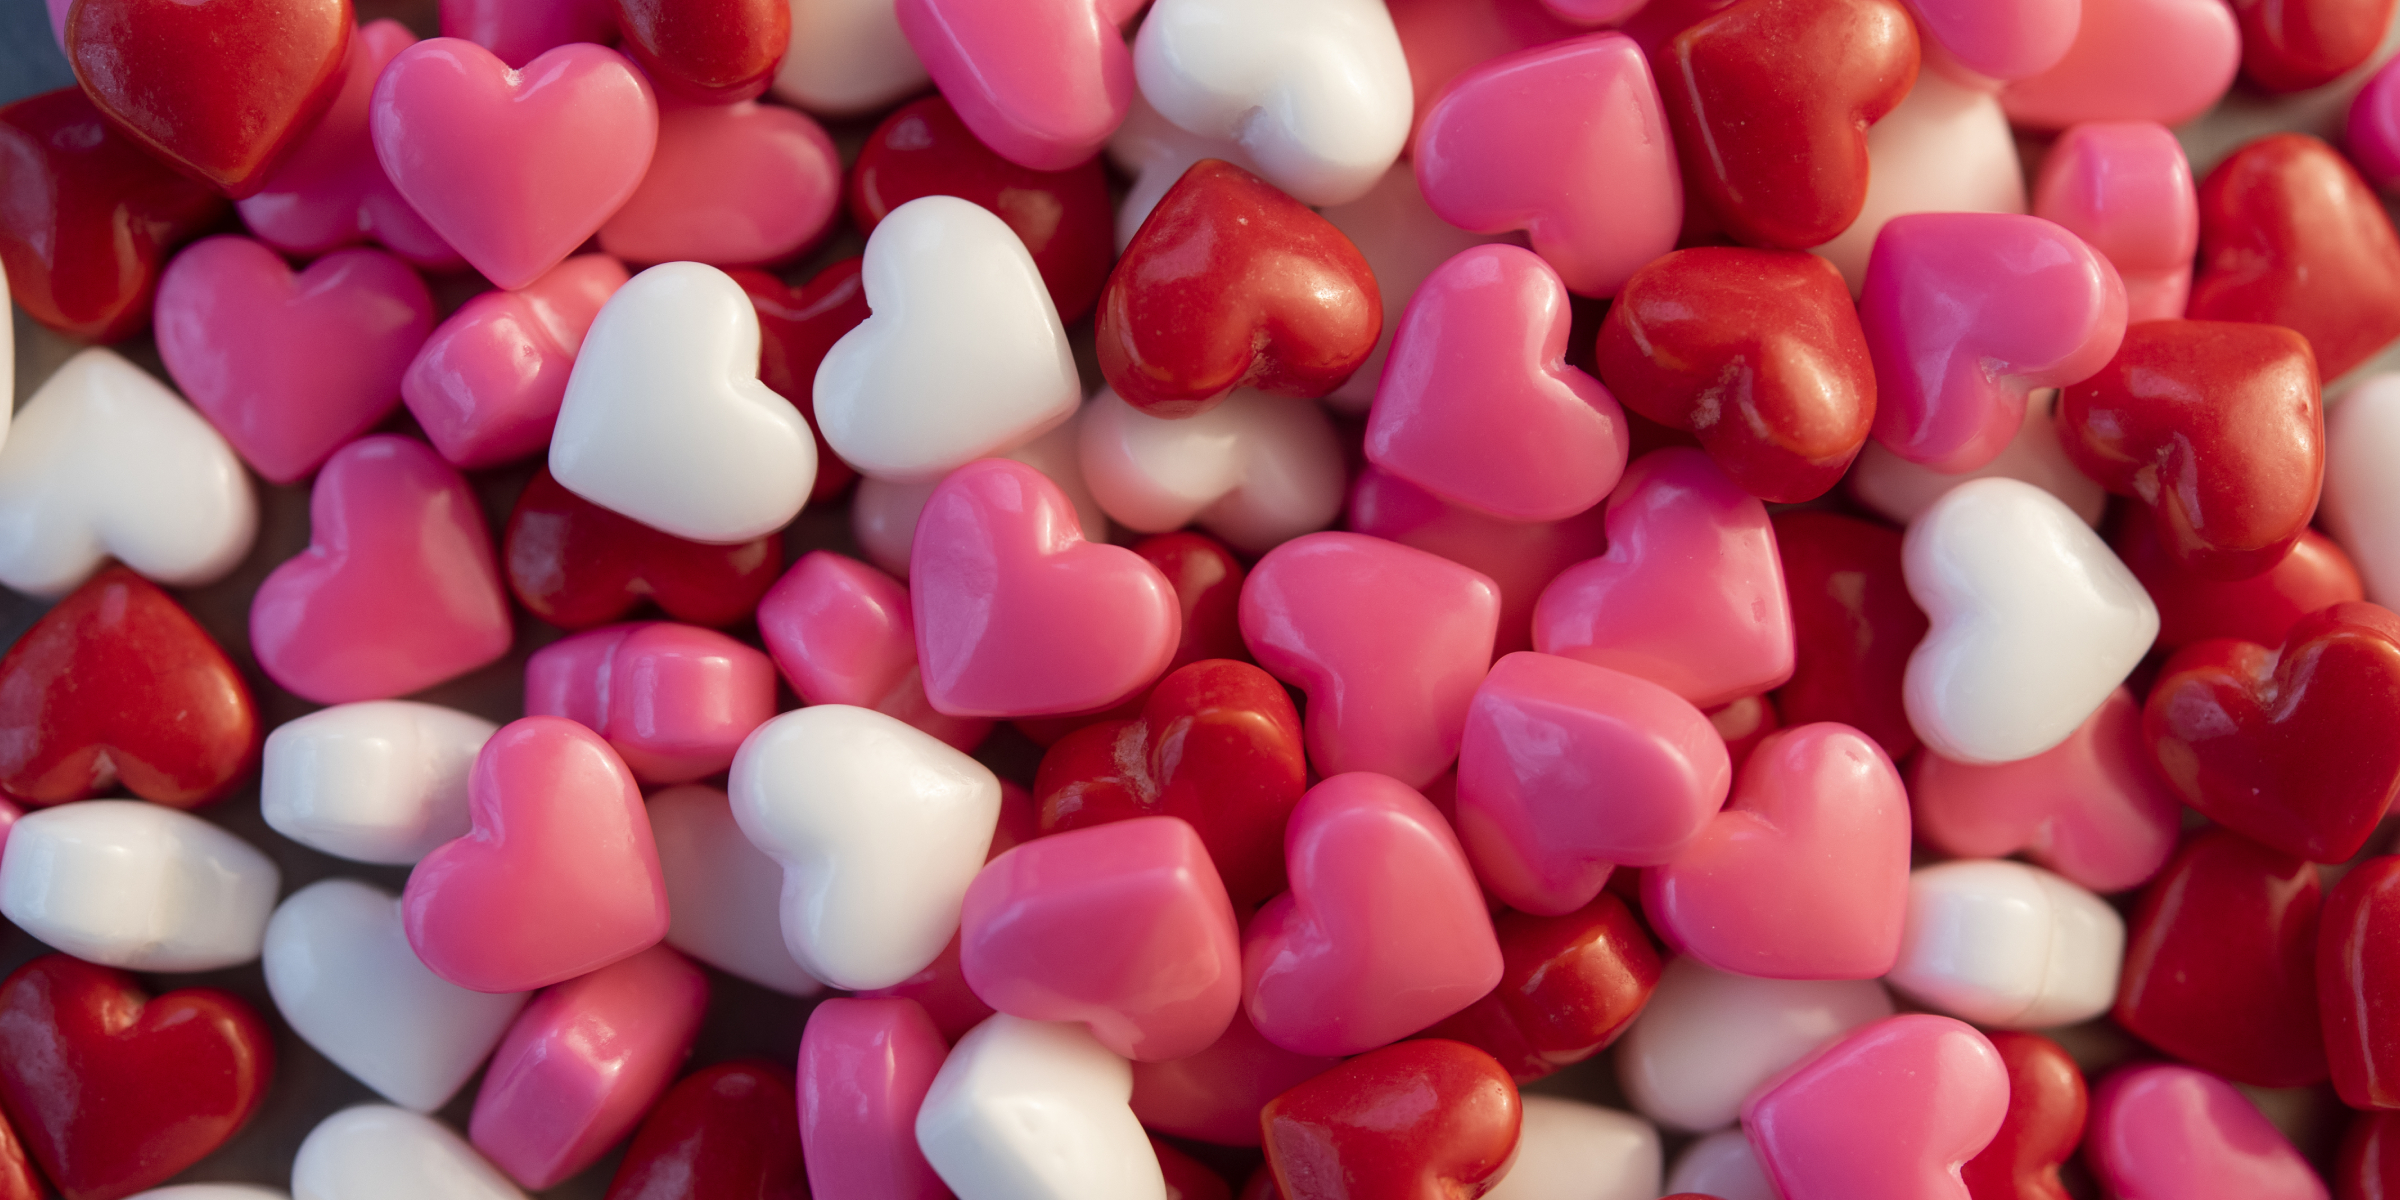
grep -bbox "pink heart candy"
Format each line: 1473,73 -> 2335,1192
1413,33 -> 1681,298
2089,1064 -> 2330,1200
250,435 -> 513,704
1364,244 -> 1629,522
894,0 -> 1141,171
236,21 -> 462,268
372,39 -> 659,290
1130,1008 -> 1339,1146
1454,650 -> 1732,916
439,0 -> 621,68
1539,0 -> 1646,23
1910,686 -> 2182,895
960,816 -> 1241,1062
1347,465 -> 1609,658
598,99 -> 841,268
1243,772 -> 1503,1057
401,253 -> 631,470
1903,0 -> 2079,84
798,998 -> 952,1200
1999,0 -> 2241,131
912,458 -> 1181,719
469,945 -> 709,1190
526,621 -> 779,786
2349,60 -> 2400,193
1532,448 -> 1794,710
2032,121 -> 2198,324
1643,722 -> 1911,980
1860,213 -> 2128,473
759,550 -> 993,751
1743,1014 -> 2009,1200
403,715 -> 669,993
1243,531 -> 1500,788
155,236 -> 435,485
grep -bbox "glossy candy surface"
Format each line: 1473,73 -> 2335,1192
0,800 -> 278,972
505,467 -> 779,631
402,255 -> 627,471
291,1104 -> 528,1200
896,0 -> 1137,172
1079,386 -> 1348,554
1129,1008 -> 1337,1146
914,1015 -> 1165,1200
1260,1039 -> 1521,1200
2230,0 -> 2394,94
2087,1064 -> 2329,1200
2030,121 -> 2197,323
1770,510 -> 1925,762
2188,134 -> 2400,381
1884,859 -> 2124,1029
1744,1014 -> 2007,1200
259,701 -> 493,865
1998,0 -> 2240,130
527,622 -> 777,785
1421,891 -> 1663,1083
1346,466 -> 1610,659
1960,1032 -> 2086,1200
616,0 -> 791,103
2116,512 -> 2364,653
596,99 -> 837,269
797,998 -> 949,1200
736,257 -> 867,502
1616,957 -> 1894,1133
756,551 -> 988,751
603,1061 -> 804,1200
648,784 -> 822,996
2322,856 -> 2400,1111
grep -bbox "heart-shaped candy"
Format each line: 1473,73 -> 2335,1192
648,785 -> 821,996
2353,60 -> 2400,192
439,0 -> 618,67
738,257 -> 867,502
2031,121 -> 2197,323
798,998 -> 949,1200
1960,1032 -> 2086,1200
2086,1064 -> 2329,1200
1319,164 -> 1510,413
1260,1039 -> 1521,1198
605,1062 -> 804,1200
2117,509 -> 2365,653
1846,390 -> 2107,531
916,1015 -> 1166,1197
403,256 -> 629,470
1743,1014 -> 2008,1200
770,0 -> 930,115
1129,1008 -> 1338,1146
2330,375 -> 2400,609
261,701 -> 496,865
1999,0 -> 2240,129
598,100 -> 838,268
1902,0 -> 2077,81
1347,466 -> 1611,658
1105,91 -> 1255,250
1081,386 -> 1347,553
2189,134 -> 2400,380
0,800 -> 279,972
372,39 -> 658,290
2322,855 -> 2400,1110
1769,511 -> 1926,762
403,716 -> 670,994
2343,1112 -> 2400,1200
1615,959 -> 1893,1133
155,236 -> 435,485
850,406 -> 1104,579
292,1105 -> 526,1200
895,0 -> 1139,171
1485,1096 -> 1660,1200
616,0 -> 791,103
1885,860 -> 2123,1029
527,622 -> 778,785
1802,67 -> 2029,295
263,879 -> 528,1113
756,552 -> 990,751
505,466 -> 779,630
0,348 -> 253,598
1421,891 -> 1663,1084
2231,0 -> 2390,93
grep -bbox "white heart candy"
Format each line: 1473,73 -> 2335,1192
1846,390 -> 2103,528
773,0 -> 929,116
815,196 -> 1081,484
851,404 -> 1105,578
1319,166 -> 1511,415
1105,90 -> 1252,251
1903,476 -> 2158,764
1132,0 -> 1412,207
1884,859 -> 2123,1030
1487,1097 -> 1662,1200
2324,374 -> 2400,607
649,783 -> 823,996
0,347 -> 256,597
292,1105 -> 526,1200
129,1188 -> 289,1200
1665,1128 -> 1783,1200
1079,387 -> 1345,554
916,1015 -> 1167,1200
729,704 -> 1001,991
551,261 -> 816,544
0,799 -> 279,971
1810,69 -> 2027,293
1615,957 -> 1894,1134
262,701 -> 497,866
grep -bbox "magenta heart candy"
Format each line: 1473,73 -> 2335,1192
371,38 -> 659,289
1904,0 -> 2079,84
798,998 -> 951,1200
2350,62 -> 2400,193
2032,122 -> 2198,324
759,550 -> 992,751
1744,1014 -> 2009,1200
439,0 -> 620,68
1999,0 -> 2240,130
155,235 -> 435,485
250,435 -> 513,704
1346,465 -> 1610,658
598,99 -> 840,268
1364,244 -> 1629,522
2087,1063 -> 2330,1200
894,0 -> 1141,170
401,253 -> 631,470
526,621 -> 780,786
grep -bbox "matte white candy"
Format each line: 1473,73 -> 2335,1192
1106,92 -> 1252,251
1319,166 -> 1508,415
1885,859 -> 2124,1030
1615,957 -> 1894,1133
0,347 -> 257,597
1903,477 -> 2158,764
0,800 -> 279,972
916,1015 -> 1167,1200
291,1106 -> 527,1200
261,701 -> 497,866
1487,1098 -> 1662,1200
773,0 -> 929,116
551,261 -> 817,544
815,196 -> 1081,484
1811,69 -> 2027,293
1847,391 -> 2103,528
128,1188 -> 289,1200
851,405 -> 1104,579
264,879 -> 528,1112
729,705 -> 1001,991
2324,374 -> 2400,608
1665,1129 -> 1783,1200
650,784 -> 823,996
1132,0 -> 1412,207
1079,387 -> 1345,554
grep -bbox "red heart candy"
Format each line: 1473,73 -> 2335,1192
2059,320 -> 2324,582
2115,827 -> 2328,1088
1156,1137 -> 1233,1200
1770,510 -> 1926,762
1595,248 -> 1877,503
2231,0 -> 2395,93
1261,1039 -> 1520,1200
603,1061 -> 806,1200
66,0 -> 352,197
614,0 -> 791,103
1131,1008 -> 1340,1146
2322,854 -> 2400,1109
1098,159 -> 1382,417
2188,134 -> 2400,381
1654,0 -> 1919,250
505,466 -> 780,630
2145,601 -> 2400,863
734,257 -> 868,503
1960,1032 -> 2086,1200
2113,506 -> 2364,653
0,954 -> 274,1200
1419,890 -> 1662,1083
0,566 -> 257,809
2343,1110 -> 2400,1199
0,87 -> 227,342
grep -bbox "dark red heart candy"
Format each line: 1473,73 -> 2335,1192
603,1060 -> 806,1200
2320,854 -> 2400,1111
1419,890 -> 1662,1083
2231,0 -> 2396,94
1960,1031 -> 2085,1200
504,467 -> 782,630
1768,510 -> 1924,760
1261,1039 -> 1520,1200
733,257 -> 871,503
2112,505 -> 2363,652
615,0 -> 791,103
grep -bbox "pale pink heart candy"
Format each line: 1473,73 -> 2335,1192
1903,0 -> 2080,86
757,550 -> 994,751
2087,1064 -> 2330,1200
1078,387 -> 1346,555
598,99 -> 840,268
439,0 -> 621,68
250,436 -> 513,705
2032,121 -> 2198,323
895,0 -> 1142,170
1413,33 -> 1680,298
1861,213 -> 2128,473
1129,1007 -> 1339,1146
238,21 -> 462,268
1365,245 -> 1627,522
798,998 -> 952,1200
1743,1014 -> 2008,1200
1643,723 -> 1911,980
372,39 -> 659,290
526,622 -> 780,786
1242,531 -> 1501,789
1347,465 -> 1609,658
911,458 -> 1180,718
1320,165 -> 1511,415
155,236 -> 434,485
1999,0 -> 2241,130
401,254 -> 630,470
1532,448 -> 1794,710
1808,68 -> 2027,294
1384,0 -> 1576,144
2350,61 -> 2400,193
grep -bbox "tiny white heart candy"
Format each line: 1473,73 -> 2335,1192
551,261 -> 816,544
1105,90 -> 1252,251
2324,374 -> 2400,608
814,196 -> 1080,484
1131,0 -> 1411,207
1903,476 -> 2158,765
851,404 -> 1104,578
1319,166 -> 1511,415
0,799 -> 279,972
292,1105 -> 527,1200
1615,956 -> 1894,1134
265,878 -> 529,1112
262,701 -> 498,866
650,783 -> 823,997
127,1188 -> 289,1200
729,704 -> 1001,991
916,1015 -> 1167,1200
1487,1097 -> 1662,1200
0,347 -> 257,597
1810,68 -> 2027,293
1079,386 -> 1344,554
1847,390 -> 2103,529
1665,1128 -> 1781,1200
773,0 -> 930,116
1884,859 -> 2123,1030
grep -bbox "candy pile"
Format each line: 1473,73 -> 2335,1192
3,0 -> 2400,1196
